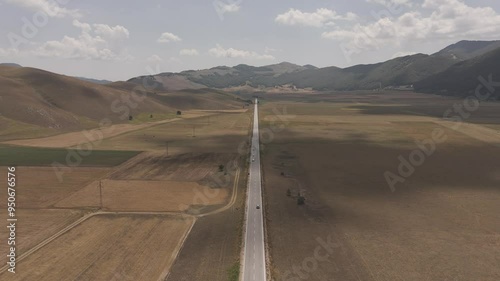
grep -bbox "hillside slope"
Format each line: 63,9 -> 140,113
433,40 -> 500,61
125,40 -> 500,91
414,47 -> 500,99
0,66 -> 245,141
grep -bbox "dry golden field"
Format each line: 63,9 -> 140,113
0,214 -> 194,281
92,110 -> 251,153
0,166 -> 111,209
258,91 -> 500,281
56,179 -> 229,212
0,108 -> 252,280
0,209 -> 85,265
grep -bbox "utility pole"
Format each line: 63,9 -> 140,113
99,180 -> 103,209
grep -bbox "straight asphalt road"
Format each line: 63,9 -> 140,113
242,98 -> 267,281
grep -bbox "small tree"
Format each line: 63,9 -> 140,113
150,114 -> 153,118
218,164 -> 224,172
297,195 -> 305,205
177,110 -> 182,116
128,115 -> 133,121
286,188 -> 291,197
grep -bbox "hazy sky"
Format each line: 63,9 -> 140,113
1,0 -> 500,80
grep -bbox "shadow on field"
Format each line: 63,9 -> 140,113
264,135 -> 500,281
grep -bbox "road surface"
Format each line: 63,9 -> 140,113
242,98 -> 267,281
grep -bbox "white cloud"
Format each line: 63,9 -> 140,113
168,57 -> 182,64
275,8 -> 357,27
5,0 -> 81,18
157,32 -> 182,43
209,44 -> 275,60
366,0 -> 412,8
264,47 -> 280,54
322,0 -> 500,53
72,20 -> 91,33
391,51 -> 417,58
179,48 -> 199,56
0,48 -> 19,57
218,2 -> 240,13
213,0 -> 242,20
93,24 -> 130,41
147,54 -> 163,62
34,20 -> 132,61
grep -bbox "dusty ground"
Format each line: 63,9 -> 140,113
2,111 -> 212,148
0,166 -> 111,209
260,92 -> 500,281
109,152 -> 238,182
93,111 -> 252,153
56,179 -> 229,212
166,161 -> 248,281
0,214 -> 194,281
0,109 -> 252,280
0,209 -> 85,265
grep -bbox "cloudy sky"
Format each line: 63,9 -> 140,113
1,0 -> 500,81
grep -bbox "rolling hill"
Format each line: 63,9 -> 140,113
0,66 -> 245,141
127,40 -> 500,91
124,41 -> 500,90
414,46 -> 500,99
433,40 -> 500,61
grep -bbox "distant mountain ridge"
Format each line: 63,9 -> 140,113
127,40 -> 500,94
433,40 -> 500,60
0,63 -> 21,67
75,76 -> 113,85
415,45 -> 500,99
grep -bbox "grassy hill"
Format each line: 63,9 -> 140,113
433,40 -> 500,61
125,40 -> 500,92
0,66 -> 245,141
414,47 -> 500,99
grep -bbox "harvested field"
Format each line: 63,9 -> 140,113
259,93 -> 500,281
167,160 -> 248,281
94,111 -> 252,153
110,152 -> 239,182
1,110 -> 210,148
0,209 -> 85,265
0,166 -> 111,208
0,214 -> 194,281
0,145 -> 139,166
56,179 -> 229,212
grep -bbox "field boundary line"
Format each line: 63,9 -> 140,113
0,211 -> 193,274
198,168 -> 240,217
161,216 -> 197,281
0,210 -> 97,273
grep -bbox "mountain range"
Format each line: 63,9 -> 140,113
126,40 -> 500,97
1,40 -> 500,140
